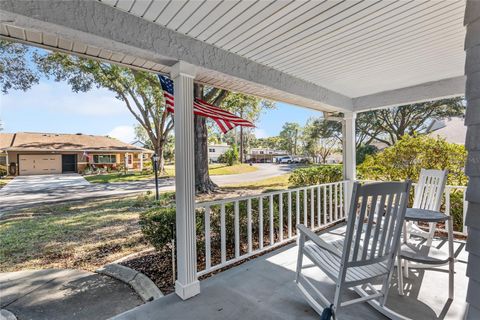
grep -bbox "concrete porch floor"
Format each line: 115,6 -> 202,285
113,224 -> 468,320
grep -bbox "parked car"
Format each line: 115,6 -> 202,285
279,156 -> 293,164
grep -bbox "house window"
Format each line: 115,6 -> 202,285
93,154 -> 116,164
209,148 -> 215,153
260,151 -> 264,154
0,155 -> 6,165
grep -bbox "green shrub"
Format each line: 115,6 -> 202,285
289,165 -> 343,187
139,206 -> 176,251
357,134 -> 467,186
0,164 -> 6,177
218,145 -> 239,166
356,144 -> 378,165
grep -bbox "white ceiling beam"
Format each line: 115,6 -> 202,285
0,0 -> 353,112
352,76 -> 466,112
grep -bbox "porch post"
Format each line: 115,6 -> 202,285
171,61 -> 200,300
464,1 -> 480,318
342,112 -> 356,210
139,153 -> 143,171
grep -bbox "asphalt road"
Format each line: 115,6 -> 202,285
0,164 -> 294,215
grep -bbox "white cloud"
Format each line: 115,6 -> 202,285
1,81 -> 128,116
254,128 -> 268,138
108,125 -> 136,143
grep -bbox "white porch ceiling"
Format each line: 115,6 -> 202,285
0,0 -> 467,113
99,0 -> 466,98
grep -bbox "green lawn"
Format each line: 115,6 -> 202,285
224,174 -> 291,191
0,177 -> 13,189
0,173 -> 288,273
0,195 -> 170,272
85,163 -> 258,183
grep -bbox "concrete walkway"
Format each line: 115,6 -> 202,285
0,164 -> 294,214
0,269 -> 143,320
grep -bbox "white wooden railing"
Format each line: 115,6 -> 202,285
195,181 -> 348,276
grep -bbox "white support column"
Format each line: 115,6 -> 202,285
342,112 -> 356,210
464,1 -> 480,318
139,153 -> 143,171
172,61 -> 200,300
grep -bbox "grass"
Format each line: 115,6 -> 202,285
0,173 -> 288,273
0,195 -> 163,272
224,174 -> 291,191
0,176 -> 13,189
85,164 -> 258,183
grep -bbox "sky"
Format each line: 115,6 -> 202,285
0,75 -> 323,143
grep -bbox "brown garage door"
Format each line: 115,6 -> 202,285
19,155 -> 62,175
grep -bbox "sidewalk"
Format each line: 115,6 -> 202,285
0,269 -> 143,320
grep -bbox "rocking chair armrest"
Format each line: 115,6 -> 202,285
297,224 -> 343,258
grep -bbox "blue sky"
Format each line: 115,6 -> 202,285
0,75 -> 322,143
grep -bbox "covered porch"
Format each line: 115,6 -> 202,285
1,0 -> 478,319
113,223 -> 468,320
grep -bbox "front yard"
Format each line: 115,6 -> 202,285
84,163 -> 258,183
0,173 -> 289,274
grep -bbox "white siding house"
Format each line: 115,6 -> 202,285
207,144 -> 229,163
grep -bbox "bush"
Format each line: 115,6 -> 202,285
218,145 -> 239,166
289,164 -> 343,187
357,134 -> 467,186
0,164 -> 6,178
139,206 -> 176,251
356,144 -> 378,165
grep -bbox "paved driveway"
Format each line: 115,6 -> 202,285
0,173 -> 90,194
0,165 -> 294,214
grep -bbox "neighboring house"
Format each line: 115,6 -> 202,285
208,144 -> 230,162
427,118 -> 466,145
0,132 -> 153,176
247,148 -> 288,163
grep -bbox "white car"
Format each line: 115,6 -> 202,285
278,156 -> 293,164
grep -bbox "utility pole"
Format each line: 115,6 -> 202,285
293,128 -> 298,156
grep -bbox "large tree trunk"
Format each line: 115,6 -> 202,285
155,144 -> 166,174
194,84 -> 218,193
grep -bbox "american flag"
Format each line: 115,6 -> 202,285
159,75 -> 254,134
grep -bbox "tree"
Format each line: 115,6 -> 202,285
0,40 -> 39,94
220,93 -> 275,162
357,98 -> 465,146
302,118 -> 339,163
35,52 -> 173,172
194,84 -> 229,193
279,122 -> 301,155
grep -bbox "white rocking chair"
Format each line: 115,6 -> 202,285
296,181 -> 411,319
407,169 -> 448,247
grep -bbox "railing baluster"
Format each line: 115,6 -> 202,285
303,188 -> 308,226
323,185 -> 327,224
310,188 -> 314,229
296,190 -> 300,229
463,188 -> 468,235
247,198 -> 252,254
334,183 -> 338,221
221,203 -> 226,264
234,201 -> 240,258
269,194 -> 274,245
259,197 -> 264,249
204,206 -> 211,270
329,184 -> 333,222
279,193 -> 283,241
340,182 -> 344,218
288,191 -> 292,238
317,186 -> 321,227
